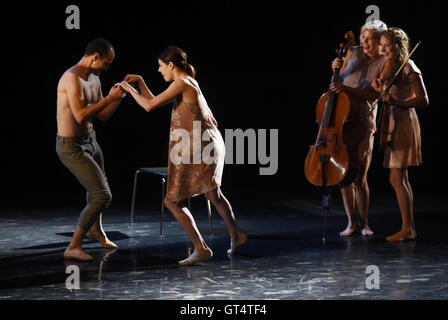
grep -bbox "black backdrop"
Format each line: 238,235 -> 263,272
2,1 -> 446,208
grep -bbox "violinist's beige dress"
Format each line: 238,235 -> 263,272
341,46 -> 386,166
383,60 -> 422,169
166,77 -> 225,202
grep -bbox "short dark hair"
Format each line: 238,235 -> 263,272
83,38 -> 114,58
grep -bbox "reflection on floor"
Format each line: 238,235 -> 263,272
1,193 -> 447,300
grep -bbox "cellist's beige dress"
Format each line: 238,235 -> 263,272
340,46 -> 386,168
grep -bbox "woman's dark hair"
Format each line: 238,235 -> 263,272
159,46 -> 196,78
84,38 -> 114,58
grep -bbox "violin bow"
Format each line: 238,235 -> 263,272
372,40 -> 421,151
385,40 -> 421,94
369,40 -> 422,113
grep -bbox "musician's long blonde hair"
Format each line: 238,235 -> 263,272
379,27 -> 410,82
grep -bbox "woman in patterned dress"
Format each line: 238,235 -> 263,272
372,28 -> 429,242
330,20 -> 387,237
119,46 -> 247,265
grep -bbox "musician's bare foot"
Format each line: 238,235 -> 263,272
87,230 -> 117,249
386,229 -> 417,242
361,224 -> 374,236
64,247 -> 94,261
339,224 -> 356,237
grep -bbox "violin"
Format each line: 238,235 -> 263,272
377,94 -> 392,151
375,40 -> 422,151
304,31 -> 357,188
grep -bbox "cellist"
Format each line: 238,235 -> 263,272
330,20 -> 387,237
372,28 -> 428,242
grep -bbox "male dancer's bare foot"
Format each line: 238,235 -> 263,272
178,247 -> 213,266
339,224 -> 356,237
361,225 -> 374,236
64,247 -> 94,261
227,232 -> 248,255
386,229 -> 417,242
86,230 -> 117,249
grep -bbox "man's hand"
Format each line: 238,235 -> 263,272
108,85 -> 126,101
109,83 -> 126,98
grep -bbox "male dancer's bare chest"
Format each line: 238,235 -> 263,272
79,77 -> 100,107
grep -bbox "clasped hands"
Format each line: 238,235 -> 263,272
107,74 -> 142,101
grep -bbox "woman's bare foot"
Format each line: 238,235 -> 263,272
98,248 -> 118,261
227,232 -> 248,255
178,247 -> 213,266
339,224 -> 356,237
86,230 -> 117,249
361,225 -> 374,236
386,229 -> 416,242
64,247 -> 94,261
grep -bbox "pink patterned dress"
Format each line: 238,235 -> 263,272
166,77 -> 226,202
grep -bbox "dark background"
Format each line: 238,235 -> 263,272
2,1 -> 446,209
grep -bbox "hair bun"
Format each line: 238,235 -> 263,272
159,46 -> 196,78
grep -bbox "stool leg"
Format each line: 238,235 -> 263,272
129,170 -> 140,229
207,199 -> 213,233
160,177 -> 166,235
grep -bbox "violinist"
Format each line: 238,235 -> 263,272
330,20 -> 387,237
372,28 -> 428,242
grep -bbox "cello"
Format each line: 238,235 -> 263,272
304,31 -> 357,244
304,31 -> 357,188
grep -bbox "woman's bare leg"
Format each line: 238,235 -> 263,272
386,168 -> 416,242
340,183 -> 357,236
355,159 -> 373,236
404,170 -> 417,236
204,187 -> 247,254
164,198 -> 208,250
164,198 -> 212,265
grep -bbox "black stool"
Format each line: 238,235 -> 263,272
129,167 -> 213,235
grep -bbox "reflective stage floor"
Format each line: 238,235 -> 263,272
1,190 -> 447,301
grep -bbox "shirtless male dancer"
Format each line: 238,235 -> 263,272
56,38 -> 125,261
